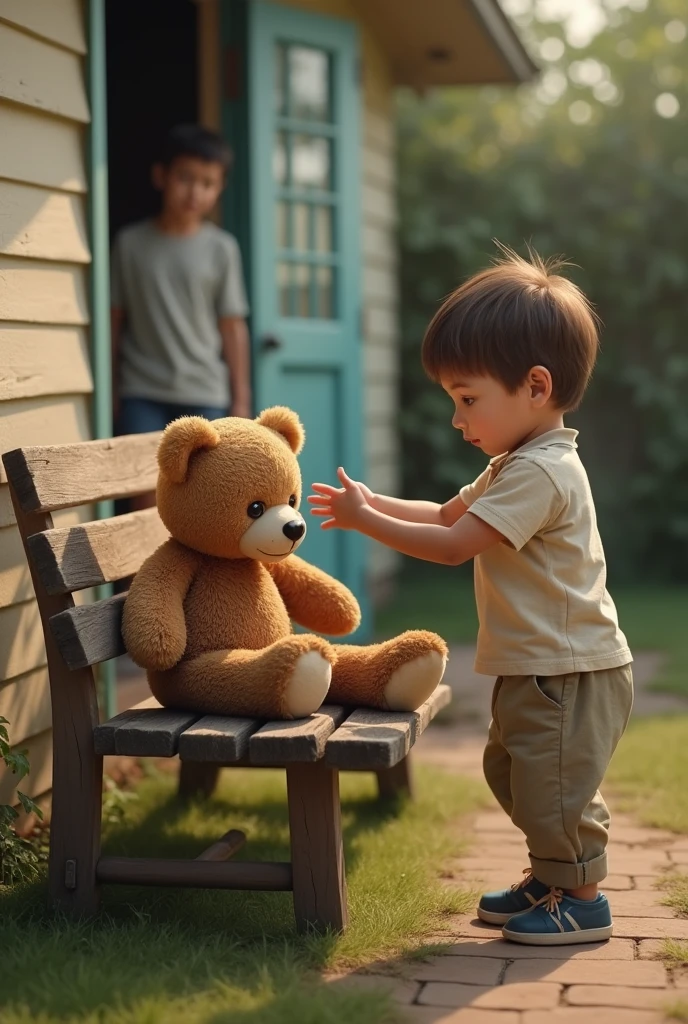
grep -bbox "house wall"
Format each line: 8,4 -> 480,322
0,0 -> 94,805
274,0 -> 401,600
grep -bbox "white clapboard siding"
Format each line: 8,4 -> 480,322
0,257 -> 89,325
0,105 -> 86,194
0,23 -> 89,122
0,327 -> 93,402
0,181 -> 90,263
0,599 -> 45,683
0,668 -> 52,746
0,727 -> 52,805
0,0 -> 86,54
0,395 -> 92,483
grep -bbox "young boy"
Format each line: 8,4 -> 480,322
309,248 -> 633,946
111,124 -> 251,507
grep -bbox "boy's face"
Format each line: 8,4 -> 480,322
441,370 -> 554,457
153,156 -> 225,222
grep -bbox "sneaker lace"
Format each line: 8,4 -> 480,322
510,868 -> 534,891
532,886 -> 564,918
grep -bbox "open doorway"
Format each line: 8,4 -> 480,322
106,0 -> 199,241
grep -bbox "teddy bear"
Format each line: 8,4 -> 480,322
122,407 -> 448,720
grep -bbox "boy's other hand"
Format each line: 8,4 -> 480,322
309,467 -> 368,530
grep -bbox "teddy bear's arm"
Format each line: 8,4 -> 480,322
268,555 -> 361,636
121,539 -> 199,671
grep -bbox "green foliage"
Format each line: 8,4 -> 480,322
397,0 -> 688,580
0,716 -> 43,887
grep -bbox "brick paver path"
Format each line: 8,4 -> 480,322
324,646 -> 688,1023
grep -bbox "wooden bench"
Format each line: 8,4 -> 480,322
2,433 -> 450,933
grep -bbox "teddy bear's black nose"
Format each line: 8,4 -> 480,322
283,520 -> 305,542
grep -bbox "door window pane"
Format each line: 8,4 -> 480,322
293,202 -> 310,251
277,262 -> 292,316
294,264 -> 311,317
273,131 -> 288,185
288,46 -> 331,122
275,43 -> 288,116
314,205 -> 334,252
292,135 -> 332,190
316,265 -> 334,319
275,200 -> 289,248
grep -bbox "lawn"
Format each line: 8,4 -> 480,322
375,561 -> 688,696
0,764 -> 487,1024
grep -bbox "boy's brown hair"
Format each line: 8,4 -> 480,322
421,245 -> 599,411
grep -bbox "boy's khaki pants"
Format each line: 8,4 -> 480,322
483,665 -> 634,889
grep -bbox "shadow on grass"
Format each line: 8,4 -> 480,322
0,765 -> 484,1024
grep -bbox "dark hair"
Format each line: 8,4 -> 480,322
158,124 -> 233,172
421,244 -> 600,411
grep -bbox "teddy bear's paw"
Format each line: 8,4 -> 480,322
284,650 -> 333,718
383,649 -> 447,712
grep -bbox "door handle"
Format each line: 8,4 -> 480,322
261,334 -> 283,352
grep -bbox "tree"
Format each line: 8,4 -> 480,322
397,0 -> 688,580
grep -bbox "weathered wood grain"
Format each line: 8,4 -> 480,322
325,684 -> 451,770
178,715 -> 260,763
49,592 -> 126,670
27,508 -> 168,594
2,432 -> 161,512
287,761 -> 347,933
93,697 -> 199,758
249,706 -> 348,765
96,857 -> 293,891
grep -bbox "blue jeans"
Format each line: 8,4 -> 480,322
115,397 -> 228,435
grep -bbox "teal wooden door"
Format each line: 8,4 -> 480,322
247,1 -> 367,625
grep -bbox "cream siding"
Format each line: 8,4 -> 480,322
273,0 -> 402,597
0,0 -> 93,807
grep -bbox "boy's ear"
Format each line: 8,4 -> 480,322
151,163 -> 166,191
158,416 -> 221,484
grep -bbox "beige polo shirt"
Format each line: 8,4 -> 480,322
459,428 -> 632,677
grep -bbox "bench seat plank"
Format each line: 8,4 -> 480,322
178,715 -> 261,763
249,705 -> 348,765
94,697 -> 199,757
324,684 -> 451,770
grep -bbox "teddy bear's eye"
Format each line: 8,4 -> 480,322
247,501 -> 265,519
288,495 -> 297,508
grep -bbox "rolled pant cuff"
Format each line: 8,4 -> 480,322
529,851 -> 608,889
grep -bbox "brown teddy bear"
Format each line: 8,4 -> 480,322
122,407 -> 448,720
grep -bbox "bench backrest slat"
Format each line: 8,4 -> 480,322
27,507 -> 168,595
3,432 -> 162,513
49,592 -> 127,670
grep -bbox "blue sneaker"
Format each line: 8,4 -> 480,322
477,870 -> 551,925
502,888 -> 613,945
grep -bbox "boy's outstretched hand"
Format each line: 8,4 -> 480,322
309,468 -> 370,530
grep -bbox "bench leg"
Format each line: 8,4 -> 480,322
49,691 -> 103,916
376,755 -> 414,800
286,761 -> 347,934
178,762 -> 220,800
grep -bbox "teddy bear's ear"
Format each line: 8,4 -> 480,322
256,406 -> 304,455
157,416 -> 221,484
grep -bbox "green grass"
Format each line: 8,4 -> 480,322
0,764 -> 486,1024
660,876 -> 688,918
665,1002 -> 688,1022
375,562 -> 688,697
608,715 -> 688,832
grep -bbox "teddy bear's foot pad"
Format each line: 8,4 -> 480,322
285,650 -> 333,718
383,650 -> 447,712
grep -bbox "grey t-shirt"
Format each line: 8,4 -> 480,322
111,219 -> 249,407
